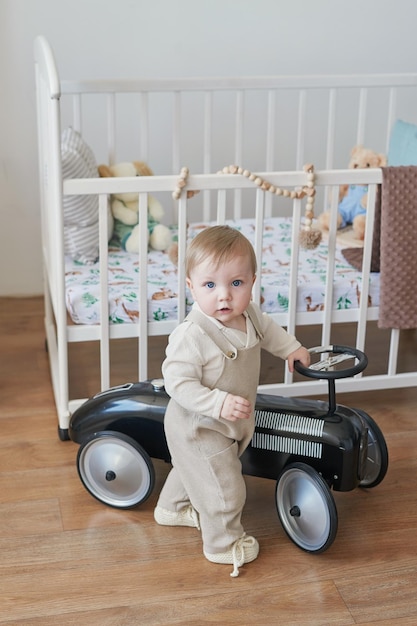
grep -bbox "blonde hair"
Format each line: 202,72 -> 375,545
186,225 -> 257,278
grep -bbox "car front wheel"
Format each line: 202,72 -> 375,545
276,462 -> 338,553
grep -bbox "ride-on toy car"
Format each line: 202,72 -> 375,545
69,345 -> 388,553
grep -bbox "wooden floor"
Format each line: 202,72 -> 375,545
1,296 -> 417,625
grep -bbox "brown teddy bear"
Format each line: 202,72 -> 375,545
318,145 -> 386,240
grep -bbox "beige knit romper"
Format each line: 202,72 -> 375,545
157,305 -> 264,555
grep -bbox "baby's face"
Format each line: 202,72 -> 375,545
186,254 -> 255,327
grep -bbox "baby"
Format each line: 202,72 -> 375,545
154,225 -> 310,576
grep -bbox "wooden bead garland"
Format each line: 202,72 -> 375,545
173,163 -> 322,249
172,167 -> 199,200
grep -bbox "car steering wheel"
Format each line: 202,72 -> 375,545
294,344 -> 368,380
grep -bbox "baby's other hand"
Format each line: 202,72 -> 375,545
221,394 -> 252,422
287,346 -> 310,373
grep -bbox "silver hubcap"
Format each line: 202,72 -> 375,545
78,435 -> 151,507
277,467 -> 331,551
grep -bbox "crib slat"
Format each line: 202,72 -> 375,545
138,193 -> 150,380
295,90 -> 306,169
203,91 -> 213,173
388,329 -> 400,375
266,91 -> 276,170
356,88 -> 368,146
216,189 -> 227,224
252,189 -> 265,306
234,91 -> 244,166
386,87 -> 397,154
106,93 -> 116,165
321,185 -> 340,346
284,197 -> 303,385
325,89 -> 337,169
172,91 -> 181,174
355,182 -> 377,353
140,92 -> 149,163
233,91 -> 244,219
203,91 -> 213,221
98,194 -> 111,391
264,90 -> 276,218
177,194 -> 188,323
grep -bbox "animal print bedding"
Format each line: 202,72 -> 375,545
64,217 -> 380,324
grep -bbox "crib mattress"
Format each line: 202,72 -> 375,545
64,217 -> 380,325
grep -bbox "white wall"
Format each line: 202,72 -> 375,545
1,0 -> 417,295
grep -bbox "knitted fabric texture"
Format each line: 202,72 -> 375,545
378,166 -> 417,329
342,166 -> 417,329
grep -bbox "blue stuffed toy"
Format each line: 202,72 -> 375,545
338,184 -> 368,229
318,145 -> 386,240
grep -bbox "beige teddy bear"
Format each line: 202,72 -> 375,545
98,161 -> 173,253
318,145 -> 386,240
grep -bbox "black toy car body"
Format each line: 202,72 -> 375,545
69,345 -> 388,553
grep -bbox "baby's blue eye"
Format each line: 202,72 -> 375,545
206,282 -> 215,289
232,279 -> 242,287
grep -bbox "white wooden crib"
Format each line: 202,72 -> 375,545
34,36 -> 417,439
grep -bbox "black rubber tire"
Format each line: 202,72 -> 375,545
356,411 -> 389,488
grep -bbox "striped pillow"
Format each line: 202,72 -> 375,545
61,127 -> 99,263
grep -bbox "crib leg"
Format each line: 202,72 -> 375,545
58,427 -> 70,441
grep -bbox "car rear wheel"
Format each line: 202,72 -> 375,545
356,412 -> 389,488
77,430 -> 155,508
276,462 -> 338,553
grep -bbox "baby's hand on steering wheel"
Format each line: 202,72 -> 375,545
287,346 -> 310,373
221,394 -> 252,422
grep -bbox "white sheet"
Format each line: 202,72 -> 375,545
64,217 -> 380,324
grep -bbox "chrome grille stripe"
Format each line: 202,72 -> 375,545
251,432 -> 323,459
255,410 -> 324,437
